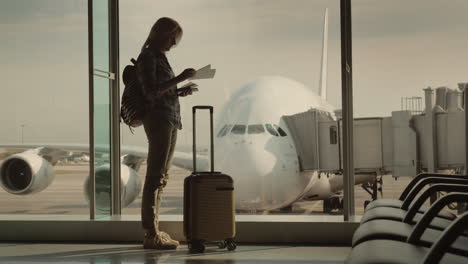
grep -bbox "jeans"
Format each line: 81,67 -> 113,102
141,110 -> 178,231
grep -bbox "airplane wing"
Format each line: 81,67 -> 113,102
172,151 -> 209,171
0,143 -> 209,171
118,145 -> 209,171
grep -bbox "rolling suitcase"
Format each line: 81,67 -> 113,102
184,105 -> 236,253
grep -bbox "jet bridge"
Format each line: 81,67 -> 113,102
283,111 -> 409,176
283,86 -> 466,178
282,109 -> 335,171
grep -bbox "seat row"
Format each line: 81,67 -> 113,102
345,173 -> 468,264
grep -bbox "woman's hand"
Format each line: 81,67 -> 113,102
177,68 -> 196,82
178,87 -> 193,97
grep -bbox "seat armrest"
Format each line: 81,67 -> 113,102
401,178 -> 468,210
407,192 -> 468,244
399,173 -> 468,201
403,184 -> 468,223
422,211 -> 468,264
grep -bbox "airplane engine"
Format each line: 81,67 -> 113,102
0,153 -> 54,195
84,164 -> 141,208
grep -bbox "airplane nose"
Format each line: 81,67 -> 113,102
216,140 -> 280,211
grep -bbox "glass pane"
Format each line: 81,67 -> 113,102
231,125 -> 246,135
353,0 -> 468,215
93,76 -> 112,216
216,125 -> 228,138
92,0 -> 112,217
119,0 -> 342,218
274,125 -> 288,137
247,124 -> 265,134
93,0 -> 110,72
265,124 -> 279,136
0,1 -> 89,216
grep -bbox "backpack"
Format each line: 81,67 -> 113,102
121,58 -> 146,132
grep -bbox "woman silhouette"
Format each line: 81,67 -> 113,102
137,17 -> 195,249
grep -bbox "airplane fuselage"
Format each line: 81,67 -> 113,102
214,76 -> 337,211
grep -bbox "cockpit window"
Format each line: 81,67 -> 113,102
217,125 -> 228,137
231,125 -> 246,135
265,124 -> 279,136
274,125 -> 287,137
247,124 -> 265,134
218,124 -> 232,137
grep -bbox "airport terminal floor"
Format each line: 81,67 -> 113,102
0,243 -> 350,264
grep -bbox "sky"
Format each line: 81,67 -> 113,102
1,0 -> 468,148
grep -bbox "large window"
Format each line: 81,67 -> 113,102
0,1 -> 89,216
119,0 -> 344,217
352,0 -> 468,214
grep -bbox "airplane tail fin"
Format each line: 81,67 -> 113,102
319,8 -> 329,100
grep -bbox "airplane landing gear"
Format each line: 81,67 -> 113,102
323,196 -> 343,213
362,172 -> 383,210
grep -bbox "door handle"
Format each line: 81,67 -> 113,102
93,68 -> 115,80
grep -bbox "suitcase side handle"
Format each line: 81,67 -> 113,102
192,105 -> 214,172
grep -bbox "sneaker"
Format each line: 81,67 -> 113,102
158,231 -> 180,247
143,231 -> 179,250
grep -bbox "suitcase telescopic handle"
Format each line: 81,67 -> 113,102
192,106 -> 214,172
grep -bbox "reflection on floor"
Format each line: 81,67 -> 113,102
0,243 -> 350,264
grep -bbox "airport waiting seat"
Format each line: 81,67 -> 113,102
361,184 -> 468,232
361,180 -> 468,228
346,211 -> 468,264
352,193 -> 468,257
365,173 -> 468,221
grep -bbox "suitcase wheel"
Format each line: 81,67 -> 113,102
188,240 -> 205,253
219,238 -> 236,251
227,241 -> 237,251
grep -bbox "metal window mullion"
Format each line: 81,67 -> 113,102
110,0 -> 121,216
340,0 -> 355,220
87,0 -> 96,220
465,88 -> 468,173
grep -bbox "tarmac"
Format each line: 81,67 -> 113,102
0,162 -> 415,216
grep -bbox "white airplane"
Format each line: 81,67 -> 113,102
210,75 -> 336,211
0,9 -> 374,213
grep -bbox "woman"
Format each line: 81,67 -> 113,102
137,17 -> 195,250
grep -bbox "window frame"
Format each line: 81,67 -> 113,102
0,0 -> 361,243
